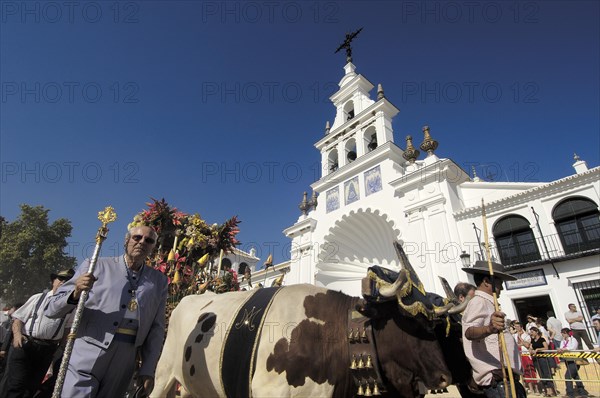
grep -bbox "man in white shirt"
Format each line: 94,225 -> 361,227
558,328 -> 590,398
565,304 -> 594,350
0,269 -> 74,398
461,261 -> 525,397
546,311 -> 563,349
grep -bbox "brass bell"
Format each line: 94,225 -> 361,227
364,383 -> 372,397
348,328 -> 354,342
357,354 -> 365,369
361,328 -> 368,342
365,354 -> 373,368
354,329 -> 361,341
350,355 -> 357,369
357,383 -> 364,396
373,384 -> 381,395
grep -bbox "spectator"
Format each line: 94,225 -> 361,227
558,328 -> 589,398
0,269 -> 74,398
591,308 -> 600,322
513,321 -> 539,395
453,282 -> 476,303
529,326 -> 556,397
525,315 -> 537,332
592,318 -> 600,352
546,311 -> 563,351
564,304 -> 594,350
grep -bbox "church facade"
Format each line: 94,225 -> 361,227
242,61 -> 600,344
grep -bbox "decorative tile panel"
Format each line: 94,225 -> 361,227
364,166 -> 382,196
344,176 -> 360,205
326,186 -> 340,213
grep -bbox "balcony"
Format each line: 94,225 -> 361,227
481,227 -> 600,269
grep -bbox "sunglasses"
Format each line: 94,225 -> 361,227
57,276 -> 70,282
131,235 -> 156,245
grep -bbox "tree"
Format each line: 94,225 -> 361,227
0,205 -> 76,303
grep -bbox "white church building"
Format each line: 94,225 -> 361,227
239,61 -> 600,344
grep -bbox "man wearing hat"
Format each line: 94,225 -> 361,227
0,268 -> 74,398
461,261 -> 525,398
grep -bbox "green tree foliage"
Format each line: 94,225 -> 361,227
0,205 -> 76,303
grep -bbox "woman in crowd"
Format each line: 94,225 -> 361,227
513,320 -> 540,394
529,326 -> 557,397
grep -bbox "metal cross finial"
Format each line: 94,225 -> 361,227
335,28 -> 363,63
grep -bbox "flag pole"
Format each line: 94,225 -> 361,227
481,199 -> 517,398
52,207 -> 117,398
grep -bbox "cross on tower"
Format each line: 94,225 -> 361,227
334,28 -> 363,63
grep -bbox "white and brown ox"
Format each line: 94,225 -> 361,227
151,243 -> 464,398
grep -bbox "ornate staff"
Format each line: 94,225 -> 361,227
481,199 -> 517,398
52,207 -> 117,398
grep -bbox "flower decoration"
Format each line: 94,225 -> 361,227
130,198 -> 242,313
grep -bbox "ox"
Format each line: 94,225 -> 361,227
151,243 -> 470,398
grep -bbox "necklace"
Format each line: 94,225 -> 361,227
123,256 -> 144,312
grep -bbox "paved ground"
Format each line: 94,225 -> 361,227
423,362 -> 600,398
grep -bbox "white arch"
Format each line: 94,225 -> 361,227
317,208 -> 401,292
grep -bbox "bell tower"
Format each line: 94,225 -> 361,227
318,62 -> 398,176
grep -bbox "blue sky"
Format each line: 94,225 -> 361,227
1,1 -> 598,266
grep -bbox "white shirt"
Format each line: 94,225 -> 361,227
13,290 -> 71,341
562,336 -> 578,351
546,316 -> 564,342
462,290 -> 522,386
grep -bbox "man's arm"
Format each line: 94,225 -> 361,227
11,319 -> 25,348
46,260 -> 91,318
465,311 -> 506,340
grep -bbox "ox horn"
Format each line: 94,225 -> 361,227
447,294 -> 472,315
433,302 -> 456,316
378,268 -> 409,297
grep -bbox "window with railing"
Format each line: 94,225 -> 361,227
553,197 -> 600,254
493,215 -> 541,265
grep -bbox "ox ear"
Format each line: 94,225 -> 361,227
355,301 -> 379,318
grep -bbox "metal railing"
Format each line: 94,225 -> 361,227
522,350 -> 600,396
478,230 -> 600,268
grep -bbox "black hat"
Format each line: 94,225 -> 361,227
462,260 -> 517,281
50,268 -> 75,281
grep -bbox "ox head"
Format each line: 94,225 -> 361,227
358,241 -> 456,397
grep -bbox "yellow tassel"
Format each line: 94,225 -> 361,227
197,253 -> 209,266
167,250 -> 176,262
172,270 -> 181,284
187,236 -> 195,248
264,254 -> 273,266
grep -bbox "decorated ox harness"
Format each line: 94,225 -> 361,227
220,287 -> 282,398
345,265 -> 452,397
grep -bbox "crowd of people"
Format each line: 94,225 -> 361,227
0,221 -> 598,398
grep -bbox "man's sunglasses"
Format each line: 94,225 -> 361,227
57,276 -> 70,282
131,235 -> 156,245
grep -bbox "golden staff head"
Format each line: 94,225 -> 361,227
96,206 -> 117,243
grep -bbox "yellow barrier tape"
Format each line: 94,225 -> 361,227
524,351 -> 600,359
